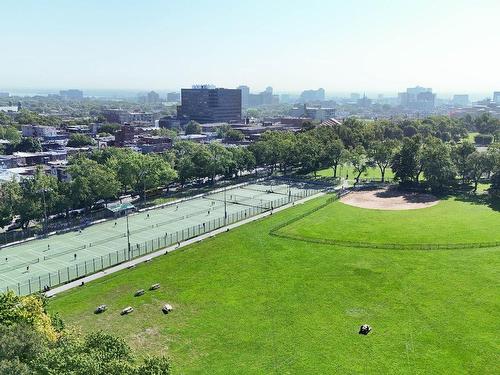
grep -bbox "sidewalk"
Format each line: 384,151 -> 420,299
46,191 -> 325,297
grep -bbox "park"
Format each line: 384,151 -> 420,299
48,187 -> 499,374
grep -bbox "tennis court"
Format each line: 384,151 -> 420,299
0,178 -> 327,295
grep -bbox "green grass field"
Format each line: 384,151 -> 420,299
317,164 -> 395,182
277,197 -> 500,247
49,195 -> 500,374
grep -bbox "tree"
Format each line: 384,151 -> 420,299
0,126 -> 21,144
465,152 -> 493,193
16,167 -> 59,229
452,141 -> 476,183
67,133 -> 95,147
184,121 -> 201,135
296,132 -> 322,175
98,123 -> 121,135
391,137 -> 423,184
369,140 -> 399,182
421,137 -> 456,192
0,180 -> 21,228
68,157 -> 121,209
348,146 -> 369,185
12,137 -> 42,153
0,292 -> 172,375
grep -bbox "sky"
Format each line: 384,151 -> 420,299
1,0 -> 499,98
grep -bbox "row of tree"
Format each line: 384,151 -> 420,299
0,291 -> 171,374
0,115 -> 499,230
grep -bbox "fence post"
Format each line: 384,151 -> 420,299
67,267 -> 70,281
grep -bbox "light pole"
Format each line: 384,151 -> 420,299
37,188 -> 52,236
126,212 -> 131,260
224,186 -> 227,226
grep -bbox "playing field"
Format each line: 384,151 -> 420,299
49,194 -> 499,374
276,196 -> 500,248
0,179 -> 325,295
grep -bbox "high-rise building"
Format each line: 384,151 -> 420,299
238,85 -> 250,108
300,88 -> 325,103
177,86 -> 242,123
452,95 -> 469,107
398,86 -> 435,110
493,91 -> 500,104
59,89 -> 83,100
147,91 -> 160,103
350,93 -> 361,101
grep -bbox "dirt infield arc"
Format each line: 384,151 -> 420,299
270,193 -> 500,250
340,186 -> 440,210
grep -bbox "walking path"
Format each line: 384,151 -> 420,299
46,191 -> 325,297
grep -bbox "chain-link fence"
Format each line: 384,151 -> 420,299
2,188 -> 318,296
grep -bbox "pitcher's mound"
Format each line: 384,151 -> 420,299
341,186 -> 439,210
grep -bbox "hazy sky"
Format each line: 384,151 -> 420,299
1,0 -> 499,96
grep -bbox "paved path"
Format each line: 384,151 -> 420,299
46,191 -> 325,297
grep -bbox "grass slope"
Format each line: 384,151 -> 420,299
49,197 -> 499,374
278,197 -> 500,247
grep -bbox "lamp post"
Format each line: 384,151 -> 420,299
37,188 -> 52,236
224,186 -> 227,226
126,212 -> 131,260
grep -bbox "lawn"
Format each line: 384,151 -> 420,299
49,196 -> 499,374
316,164 -> 394,182
277,197 -> 500,247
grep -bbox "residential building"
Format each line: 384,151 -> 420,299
102,109 -> 155,125
21,125 -> 58,138
0,92 -> 9,98
177,86 -> 241,123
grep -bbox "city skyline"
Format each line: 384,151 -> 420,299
1,0 -> 499,94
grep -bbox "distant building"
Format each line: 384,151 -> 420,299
350,93 -> 361,101
147,91 -> 160,103
290,104 -> 336,121
493,91 -> 500,104
0,106 -> 18,113
159,116 -> 181,130
102,109 -> 155,125
237,85 -> 250,108
0,92 -> 9,98
300,88 -> 325,103
452,95 -> 469,107
177,87 -> 241,124
398,86 -> 435,111
59,89 -> 83,100
21,125 -> 58,138
166,92 -> 180,103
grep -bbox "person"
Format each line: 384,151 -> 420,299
74,254 -> 77,260
47,244 -> 50,251
26,266 -> 29,272
177,241 -> 180,248
175,205 -> 178,211
5,257 -> 7,262
147,213 -> 150,219
79,229 -> 82,234
114,222 -> 117,227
